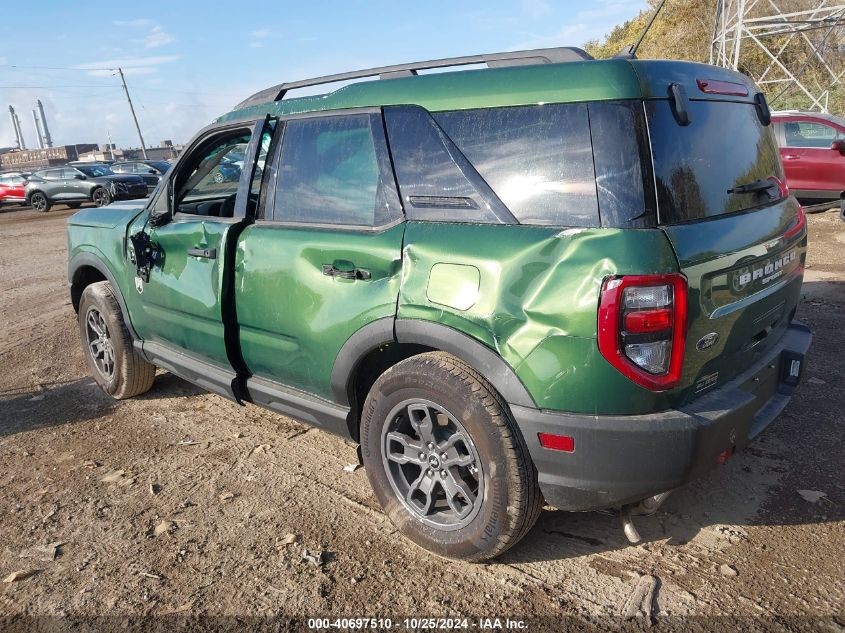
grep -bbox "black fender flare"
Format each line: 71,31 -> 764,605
68,252 -> 139,341
330,317 -> 536,408
330,317 -> 394,406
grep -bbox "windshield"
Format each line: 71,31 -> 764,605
77,165 -> 115,177
647,100 -> 784,224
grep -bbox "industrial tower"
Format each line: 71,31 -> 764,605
710,0 -> 845,112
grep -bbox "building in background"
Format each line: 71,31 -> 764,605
75,140 -> 183,163
0,144 -> 98,171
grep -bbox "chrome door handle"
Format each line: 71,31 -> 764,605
784,155 -> 801,160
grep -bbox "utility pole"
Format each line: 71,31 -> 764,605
117,67 -> 148,159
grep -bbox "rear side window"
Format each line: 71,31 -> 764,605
274,114 -> 401,227
588,101 -> 654,228
434,104 -> 599,227
647,100 -> 784,224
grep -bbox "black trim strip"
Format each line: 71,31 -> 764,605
247,376 -> 351,438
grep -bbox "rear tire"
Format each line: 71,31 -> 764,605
29,192 -> 51,212
361,352 -> 543,561
78,281 -> 155,399
92,187 -> 112,207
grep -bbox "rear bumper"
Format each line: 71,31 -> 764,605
510,322 -> 812,511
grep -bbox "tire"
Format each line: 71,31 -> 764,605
213,171 -> 225,184
29,191 -> 51,212
66,202 -> 82,209
92,187 -> 112,207
78,281 -> 155,399
361,352 -> 543,561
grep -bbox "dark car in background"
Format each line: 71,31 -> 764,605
111,160 -> 172,193
772,111 -> 845,212
0,172 -> 30,207
25,163 -> 147,212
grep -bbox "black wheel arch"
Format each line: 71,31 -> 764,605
332,318 -> 537,440
68,253 -> 138,341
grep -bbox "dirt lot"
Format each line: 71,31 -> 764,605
0,204 -> 843,630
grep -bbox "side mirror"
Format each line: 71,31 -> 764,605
831,139 -> 845,154
148,169 -> 157,174
74,174 -> 86,180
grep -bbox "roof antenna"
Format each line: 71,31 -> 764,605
615,0 -> 669,59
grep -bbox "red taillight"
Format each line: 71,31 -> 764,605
696,78 -> 749,97
784,205 -> 805,240
598,274 -> 688,391
538,432 -> 575,453
624,308 -> 672,333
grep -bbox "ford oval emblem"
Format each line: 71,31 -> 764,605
696,332 -> 719,351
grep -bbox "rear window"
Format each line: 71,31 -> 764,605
647,100 -> 784,224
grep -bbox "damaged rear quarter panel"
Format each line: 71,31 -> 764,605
397,222 -> 680,414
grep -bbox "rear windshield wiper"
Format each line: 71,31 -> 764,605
727,178 -> 777,195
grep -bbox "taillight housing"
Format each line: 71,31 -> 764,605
767,175 -> 789,199
598,274 -> 688,391
784,205 -> 805,240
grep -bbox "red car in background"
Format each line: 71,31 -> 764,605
772,111 -> 845,214
0,172 -> 29,208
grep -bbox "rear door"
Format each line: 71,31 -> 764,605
646,97 -> 807,400
234,109 -> 405,406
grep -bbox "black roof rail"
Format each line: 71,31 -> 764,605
235,47 -> 594,110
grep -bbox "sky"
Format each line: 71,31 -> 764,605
0,0 -> 647,150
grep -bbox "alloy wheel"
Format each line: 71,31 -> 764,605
381,399 -> 483,531
31,194 -> 47,211
85,308 -> 115,379
93,189 -> 110,207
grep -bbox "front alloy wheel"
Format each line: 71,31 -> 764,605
30,192 -> 49,212
382,399 -> 483,530
77,281 -> 155,399
92,188 -> 111,207
85,307 -> 115,379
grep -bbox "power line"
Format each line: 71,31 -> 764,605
0,64 -> 114,71
0,84 -> 120,89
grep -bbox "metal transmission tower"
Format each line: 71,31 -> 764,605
711,0 -> 845,112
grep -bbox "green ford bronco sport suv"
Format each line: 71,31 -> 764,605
67,47 -> 811,561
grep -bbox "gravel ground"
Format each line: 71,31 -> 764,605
0,203 -> 843,631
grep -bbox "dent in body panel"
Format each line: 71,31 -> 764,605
234,223 -> 405,399
398,222 -> 679,414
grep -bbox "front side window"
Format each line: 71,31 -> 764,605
273,114 -> 400,227
174,132 -> 248,216
171,123 -> 275,218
